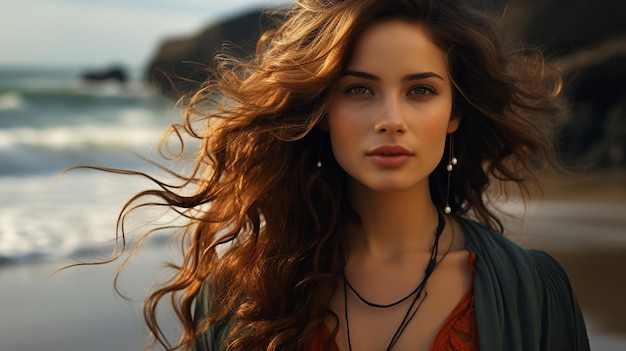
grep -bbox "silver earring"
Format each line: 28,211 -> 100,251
444,133 -> 457,214
316,136 -> 323,168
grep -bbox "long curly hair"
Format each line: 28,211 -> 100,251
92,0 -> 563,350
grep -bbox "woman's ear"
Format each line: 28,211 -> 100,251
447,111 -> 461,133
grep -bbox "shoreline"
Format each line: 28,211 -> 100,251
0,247 -> 182,351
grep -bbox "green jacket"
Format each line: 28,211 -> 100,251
193,217 -> 590,350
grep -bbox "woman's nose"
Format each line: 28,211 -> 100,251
374,97 -> 408,134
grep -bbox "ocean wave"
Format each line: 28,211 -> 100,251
0,91 -> 26,111
1,77 -> 156,96
0,68 -> 190,266
0,124 -> 163,148
0,172 -> 182,266
0,82 -> 165,130
0,125 -> 167,176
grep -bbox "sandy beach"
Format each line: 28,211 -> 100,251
1,170 -> 625,350
506,170 -> 626,350
0,247 -> 182,351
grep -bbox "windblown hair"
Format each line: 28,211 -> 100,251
101,0 -> 563,350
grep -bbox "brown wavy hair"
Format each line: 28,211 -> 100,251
88,0 -> 564,350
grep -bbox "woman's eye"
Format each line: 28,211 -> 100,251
409,86 -> 437,96
346,86 -> 372,95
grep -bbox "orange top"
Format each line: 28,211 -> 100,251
429,252 -> 478,350
311,253 -> 479,351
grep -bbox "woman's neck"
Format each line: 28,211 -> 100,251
347,180 -> 440,261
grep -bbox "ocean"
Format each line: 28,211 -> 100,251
0,66 -> 181,266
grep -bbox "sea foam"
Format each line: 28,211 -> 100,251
0,91 -> 26,111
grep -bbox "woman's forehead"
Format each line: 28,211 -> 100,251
344,20 -> 449,78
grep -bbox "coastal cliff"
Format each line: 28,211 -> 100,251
145,8 -> 276,97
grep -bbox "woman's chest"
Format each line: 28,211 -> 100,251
327,251 -> 474,351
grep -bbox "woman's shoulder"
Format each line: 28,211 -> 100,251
192,277 -> 233,351
457,216 -> 559,271
456,216 -> 589,349
456,215 -> 578,296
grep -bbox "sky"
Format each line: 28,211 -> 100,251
0,0 -> 286,69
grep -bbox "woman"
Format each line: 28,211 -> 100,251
107,0 -> 589,350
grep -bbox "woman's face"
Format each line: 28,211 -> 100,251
326,20 -> 459,193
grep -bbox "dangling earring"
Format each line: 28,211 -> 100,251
316,135 -> 323,168
444,133 -> 457,214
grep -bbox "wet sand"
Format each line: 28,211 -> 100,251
550,249 -> 626,335
517,169 -> 626,349
0,170 -> 624,350
0,248 -> 182,351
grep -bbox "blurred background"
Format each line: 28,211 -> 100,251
0,0 -> 624,350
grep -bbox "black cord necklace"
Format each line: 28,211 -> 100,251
343,210 -> 445,351
345,272 -> 420,309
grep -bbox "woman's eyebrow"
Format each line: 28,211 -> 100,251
340,70 -> 379,81
403,72 -> 445,81
340,70 -> 445,81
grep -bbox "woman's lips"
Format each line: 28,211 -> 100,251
366,145 -> 413,168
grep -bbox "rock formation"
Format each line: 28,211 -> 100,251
145,8 -> 276,98
81,65 -> 128,84
485,0 -> 626,167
